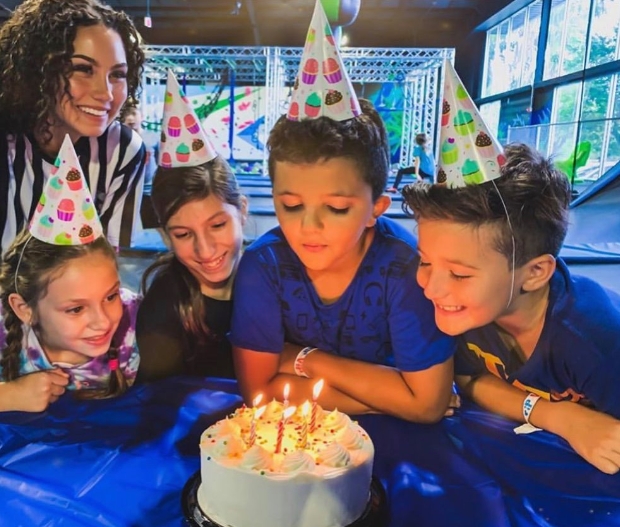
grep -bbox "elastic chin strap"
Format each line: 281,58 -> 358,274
14,233 -> 34,296
490,180 -> 517,310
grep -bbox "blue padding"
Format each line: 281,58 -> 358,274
561,161 -> 620,263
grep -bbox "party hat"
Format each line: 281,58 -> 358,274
437,60 -> 505,188
29,135 -> 103,245
287,0 -> 360,121
159,70 -> 218,168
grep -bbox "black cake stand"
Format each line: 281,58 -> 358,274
181,470 -> 389,527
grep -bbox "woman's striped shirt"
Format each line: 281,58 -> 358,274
0,121 -> 146,254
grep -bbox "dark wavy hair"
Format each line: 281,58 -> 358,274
0,231 -> 128,399
401,143 -> 571,269
0,0 -> 144,144
267,98 -> 390,201
142,157 -> 244,345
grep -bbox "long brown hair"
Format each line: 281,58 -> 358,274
0,0 -> 144,144
142,157 -> 244,344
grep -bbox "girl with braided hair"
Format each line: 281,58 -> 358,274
0,136 -> 139,412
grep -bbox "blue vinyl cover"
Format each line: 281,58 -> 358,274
0,377 -> 619,527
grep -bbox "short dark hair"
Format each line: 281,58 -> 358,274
0,0 -> 145,144
402,143 -> 571,268
267,98 -> 390,201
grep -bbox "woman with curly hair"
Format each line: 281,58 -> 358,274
0,0 -> 146,254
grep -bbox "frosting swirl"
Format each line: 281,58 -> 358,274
240,444 -> 272,471
317,442 -> 351,468
204,418 -> 241,438
209,434 -> 246,459
280,450 -> 315,474
322,409 -> 351,432
337,424 -> 365,450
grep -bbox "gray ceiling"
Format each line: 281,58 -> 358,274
0,0 -> 514,48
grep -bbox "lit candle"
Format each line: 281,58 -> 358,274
252,393 -> 263,408
248,405 -> 266,447
283,383 -> 290,410
299,401 -> 311,449
309,379 -> 324,433
275,405 -> 296,454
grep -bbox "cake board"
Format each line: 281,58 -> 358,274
181,470 -> 389,527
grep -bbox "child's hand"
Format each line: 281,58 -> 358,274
559,403 -> 620,474
12,369 -> 70,412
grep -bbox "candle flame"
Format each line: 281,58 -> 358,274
312,379 -> 324,400
283,406 -> 297,420
301,400 -> 311,416
283,383 -> 290,400
252,393 -> 263,407
254,405 -> 266,419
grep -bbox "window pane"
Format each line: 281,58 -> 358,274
522,1 -> 543,86
480,101 -> 501,140
613,73 -> 620,119
587,0 -> 620,68
581,75 -> 611,121
577,121 -> 603,181
482,2 -> 542,97
554,82 -> 582,123
561,0 -> 590,75
507,11 -> 526,91
606,119 -> 620,174
544,0 -> 567,79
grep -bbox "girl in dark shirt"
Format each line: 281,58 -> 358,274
136,158 -> 247,381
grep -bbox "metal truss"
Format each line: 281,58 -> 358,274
143,45 -> 454,169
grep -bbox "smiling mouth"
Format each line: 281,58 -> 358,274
84,331 -> 111,345
79,106 -> 108,117
436,304 -> 465,312
199,253 -> 226,269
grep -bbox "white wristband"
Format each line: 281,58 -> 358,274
522,393 -> 541,424
294,347 -> 317,378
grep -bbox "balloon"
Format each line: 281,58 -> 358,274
320,0 -> 361,27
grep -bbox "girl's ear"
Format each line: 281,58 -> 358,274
7,293 -> 33,325
521,254 -> 556,293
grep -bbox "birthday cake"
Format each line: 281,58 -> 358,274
198,400 -> 374,527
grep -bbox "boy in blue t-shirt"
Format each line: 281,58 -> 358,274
402,143 -> 620,474
230,99 -> 455,422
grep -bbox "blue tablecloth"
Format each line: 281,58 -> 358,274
0,376 -> 618,527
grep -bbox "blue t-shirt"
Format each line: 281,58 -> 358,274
413,145 -> 435,176
230,216 -> 455,372
455,259 -> 620,418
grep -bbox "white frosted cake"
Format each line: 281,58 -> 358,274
198,400 -> 374,527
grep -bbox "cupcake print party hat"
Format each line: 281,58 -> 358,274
29,134 -> 102,245
437,60 -> 505,188
159,70 -> 218,168
287,0 -> 360,121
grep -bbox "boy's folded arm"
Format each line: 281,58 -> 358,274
456,373 -> 620,474
299,349 -> 453,423
232,346 -> 372,414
